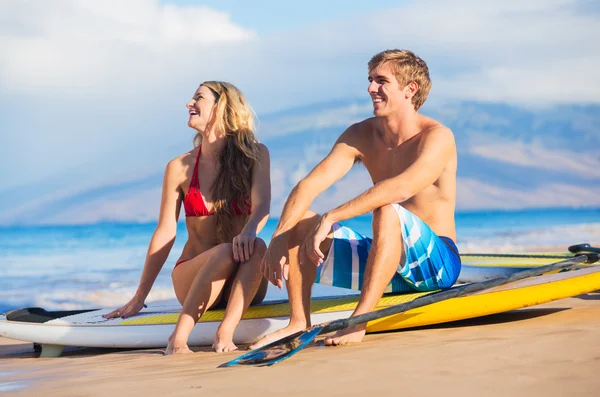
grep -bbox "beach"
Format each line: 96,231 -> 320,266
1,214 -> 599,396
2,292 -> 599,396
2,2 -> 599,396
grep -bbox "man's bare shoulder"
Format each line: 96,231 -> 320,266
419,117 -> 456,147
338,117 -> 377,143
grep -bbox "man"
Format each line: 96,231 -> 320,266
253,49 -> 461,348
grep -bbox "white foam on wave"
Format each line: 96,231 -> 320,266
34,287 -> 178,311
458,222 -> 600,253
27,282 -> 358,311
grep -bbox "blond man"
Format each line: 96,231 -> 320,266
253,50 -> 461,347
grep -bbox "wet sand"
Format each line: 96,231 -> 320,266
2,292 -> 599,396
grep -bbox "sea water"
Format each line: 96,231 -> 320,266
1,207 -> 599,313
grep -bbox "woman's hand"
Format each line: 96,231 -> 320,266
232,232 -> 257,263
103,293 -> 147,319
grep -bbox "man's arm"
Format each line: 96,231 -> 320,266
272,128 -> 361,239
303,126 -> 455,265
326,126 -> 455,224
262,126 -> 360,288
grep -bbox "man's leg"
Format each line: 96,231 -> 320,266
249,211 -> 333,350
325,204 -> 402,345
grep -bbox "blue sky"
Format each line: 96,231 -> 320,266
164,0 -> 408,34
0,0 -> 599,223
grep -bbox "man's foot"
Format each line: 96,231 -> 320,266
164,343 -> 193,355
324,324 -> 367,346
213,334 -> 238,353
249,323 -> 307,350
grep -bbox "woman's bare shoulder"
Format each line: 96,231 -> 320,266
165,149 -> 198,179
257,143 -> 270,157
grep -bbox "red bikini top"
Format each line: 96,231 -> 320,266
183,146 -> 251,217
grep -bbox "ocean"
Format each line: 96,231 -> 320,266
1,207 -> 599,314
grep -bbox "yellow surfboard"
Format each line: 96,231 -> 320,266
2,262 -> 598,357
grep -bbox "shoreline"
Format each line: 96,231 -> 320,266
2,244 -> 596,314
2,293 -> 599,396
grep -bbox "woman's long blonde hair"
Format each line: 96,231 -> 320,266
193,81 -> 260,242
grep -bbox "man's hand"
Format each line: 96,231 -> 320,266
301,214 -> 333,266
261,235 -> 289,290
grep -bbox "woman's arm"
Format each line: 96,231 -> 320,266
243,144 -> 271,235
233,144 -> 271,263
104,158 -> 183,318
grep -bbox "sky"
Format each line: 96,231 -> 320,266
0,0 -> 599,221
165,0 -> 408,34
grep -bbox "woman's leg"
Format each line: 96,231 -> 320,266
166,243 -> 237,355
213,238 -> 268,352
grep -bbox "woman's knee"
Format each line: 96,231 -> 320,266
217,242 -> 233,253
243,238 -> 266,268
253,237 -> 267,254
213,242 -> 234,259
205,243 -> 236,271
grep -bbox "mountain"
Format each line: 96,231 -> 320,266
2,100 -> 599,225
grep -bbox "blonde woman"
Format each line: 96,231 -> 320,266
104,81 -> 271,353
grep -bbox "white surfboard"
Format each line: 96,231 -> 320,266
2,265 -> 600,358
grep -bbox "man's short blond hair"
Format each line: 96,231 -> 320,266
368,49 -> 431,110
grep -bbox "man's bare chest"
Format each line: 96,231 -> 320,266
360,141 -> 421,183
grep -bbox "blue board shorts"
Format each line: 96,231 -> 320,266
315,204 -> 461,293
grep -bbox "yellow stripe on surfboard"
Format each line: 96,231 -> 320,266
121,292 -> 431,325
122,268 -> 600,329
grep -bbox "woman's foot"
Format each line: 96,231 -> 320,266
212,333 -> 238,353
164,343 -> 193,355
164,334 -> 193,355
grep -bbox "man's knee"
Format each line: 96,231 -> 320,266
289,210 -> 320,248
372,205 -> 399,229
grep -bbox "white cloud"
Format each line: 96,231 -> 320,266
4,0 -> 598,106
40,186 -> 162,225
260,103 -> 373,139
0,0 -> 256,91
468,140 -> 600,177
1,0 -> 599,221
457,178 -> 600,209
0,0 -> 257,192
437,57 -> 600,104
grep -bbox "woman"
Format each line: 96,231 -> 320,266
104,81 -> 271,354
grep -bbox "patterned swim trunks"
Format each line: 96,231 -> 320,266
315,204 -> 461,293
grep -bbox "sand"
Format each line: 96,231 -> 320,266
2,293 -> 600,397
